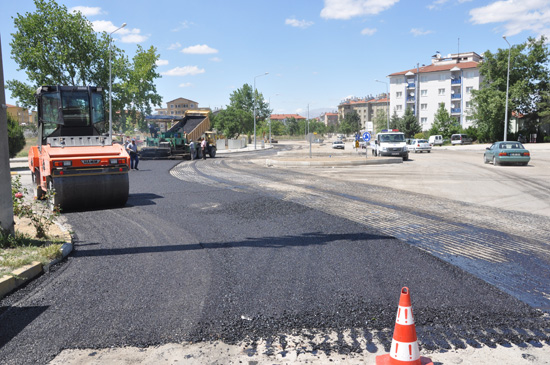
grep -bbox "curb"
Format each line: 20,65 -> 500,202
265,157 -> 403,167
0,232 -> 73,300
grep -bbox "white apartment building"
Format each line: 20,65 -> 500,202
388,52 -> 483,131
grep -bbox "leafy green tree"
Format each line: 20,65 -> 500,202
389,110 -> 401,130
7,114 -> 26,158
374,109 -> 388,133
340,110 -> 361,135
270,120 -> 286,136
7,0 -> 162,130
286,117 -> 300,136
429,103 -> 461,139
400,108 -> 421,137
212,106 -> 252,138
473,36 -> 550,141
224,83 -> 271,138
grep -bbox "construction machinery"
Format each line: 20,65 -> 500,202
28,86 -> 130,211
140,110 -> 217,159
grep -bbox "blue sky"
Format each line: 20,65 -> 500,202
2,0 -> 550,117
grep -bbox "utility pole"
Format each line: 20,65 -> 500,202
0,35 -> 15,234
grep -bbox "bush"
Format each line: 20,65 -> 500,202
544,136 -> 550,143
8,113 -> 26,158
414,132 -> 427,139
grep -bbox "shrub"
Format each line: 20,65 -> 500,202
8,113 -> 26,158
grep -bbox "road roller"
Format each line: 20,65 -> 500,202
28,86 -> 130,211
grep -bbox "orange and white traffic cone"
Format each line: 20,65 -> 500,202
376,287 -> 433,365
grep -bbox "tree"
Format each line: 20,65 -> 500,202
374,109 -> 388,133
286,117 -> 300,136
400,108 -> 421,137
7,0 -> 162,127
7,114 -> 26,158
472,36 -> 550,141
340,110 -> 361,135
212,106 -> 252,139
270,120 -> 286,136
224,83 -> 271,138
429,103 -> 461,139
389,110 -> 401,130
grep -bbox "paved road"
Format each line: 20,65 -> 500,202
1,145 -> 549,364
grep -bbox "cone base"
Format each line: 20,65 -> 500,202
375,354 -> 434,365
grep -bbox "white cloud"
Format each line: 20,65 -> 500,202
161,66 -> 205,76
172,21 -> 193,32
70,6 -> 103,16
320,0 -> 399,20
156,59 -> 169,66
427,0 -> 449,10
410,28 -> 433,36
168,42 -> 182,50
91,20 -> 148,43
361,27 -> 377,35
181,44 -> 219,54
210,57 -> 222,62
179,82 -> 193,87
469,0 -> 550,37
285,18 -> 314,28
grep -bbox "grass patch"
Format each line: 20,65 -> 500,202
0,230 -> 63,277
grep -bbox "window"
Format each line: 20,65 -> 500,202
396,105 -> 403,111
466,101 -> 472,109
438,88 -> 445,96
440,74 -> 447,81
421,89 -> 427,97
170,104 -> 174,108
421,117 -> 427,124
421,104 -> 427,110
420,76 -> 428,82
465,71 -> 475,78
396,91 -> 403,98
466,86 -> 473,94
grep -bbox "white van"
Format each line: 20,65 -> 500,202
451,134 -> 472,145
428,135 -> 443,146
374,129 -> 409,161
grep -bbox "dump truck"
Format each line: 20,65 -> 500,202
140,110 -> 216,159
28,86 -> 130,211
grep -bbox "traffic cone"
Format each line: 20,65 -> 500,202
376,287 -> 433,365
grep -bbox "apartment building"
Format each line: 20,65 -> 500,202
270,114 -> 306,124
318,112 -> 339,127
155,97 -> 200,116
388,52 -> 482,130
6,104 -> 31,124
337,94 -> 389,132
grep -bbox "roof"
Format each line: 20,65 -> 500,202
389,61 -> 479,77
145,115 -> 184,121
270,114 -> 306,120
166,97 -> 198,104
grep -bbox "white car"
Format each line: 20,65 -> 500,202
408,139 -> 432,153
332,140 -> 345,149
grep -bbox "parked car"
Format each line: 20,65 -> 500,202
429,135 -> 443,146
408,139 -> 432,153
270,138 -> 278,143
332,140 -> 345,149
313,138 -> 324,143
451,134 -> 472,145
484,141 -> 530,166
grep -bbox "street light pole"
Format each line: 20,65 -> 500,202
375,79 -> 390,130
253,72 -> 268,149
109,23 -> 127,142
503,35 -> 511,141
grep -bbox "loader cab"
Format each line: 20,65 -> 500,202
37,86 -> 107,146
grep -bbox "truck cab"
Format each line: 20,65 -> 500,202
374,129 -> 409,161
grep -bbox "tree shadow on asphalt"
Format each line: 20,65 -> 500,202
71,231 -> 393,258
0,305 -> 49,348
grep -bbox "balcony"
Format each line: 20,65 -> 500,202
407,82 -> 415,88
451,77 -> 462,85
406,96 -> 415,102
451,93 -> 462,99
451,108 -> 461,114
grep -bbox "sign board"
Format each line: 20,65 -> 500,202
366,122 -> 374,131
306,133 -> 315,143
363,132 -> 371,142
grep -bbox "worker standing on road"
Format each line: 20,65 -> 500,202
201,138 -> 207,160
189,140 -> 196,160
127,139 -> 139,170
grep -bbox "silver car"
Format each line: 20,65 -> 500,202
408,139 -> 432,153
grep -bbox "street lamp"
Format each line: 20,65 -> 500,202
253,72 -> 268,149
109,22 -> 127,142
375,79 -> 390,130
503,35 -> 511,141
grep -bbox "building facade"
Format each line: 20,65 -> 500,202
6,104 -> 31,125
337,94 -> 389,132
388,52 -> 482,131
318,112 -> 339,127
155,97 -> 200,116
270,114 -> 306,125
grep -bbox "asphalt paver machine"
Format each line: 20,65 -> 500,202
28,86 -> 130,211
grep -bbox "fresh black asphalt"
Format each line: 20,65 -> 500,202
0,156 -> 548,364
